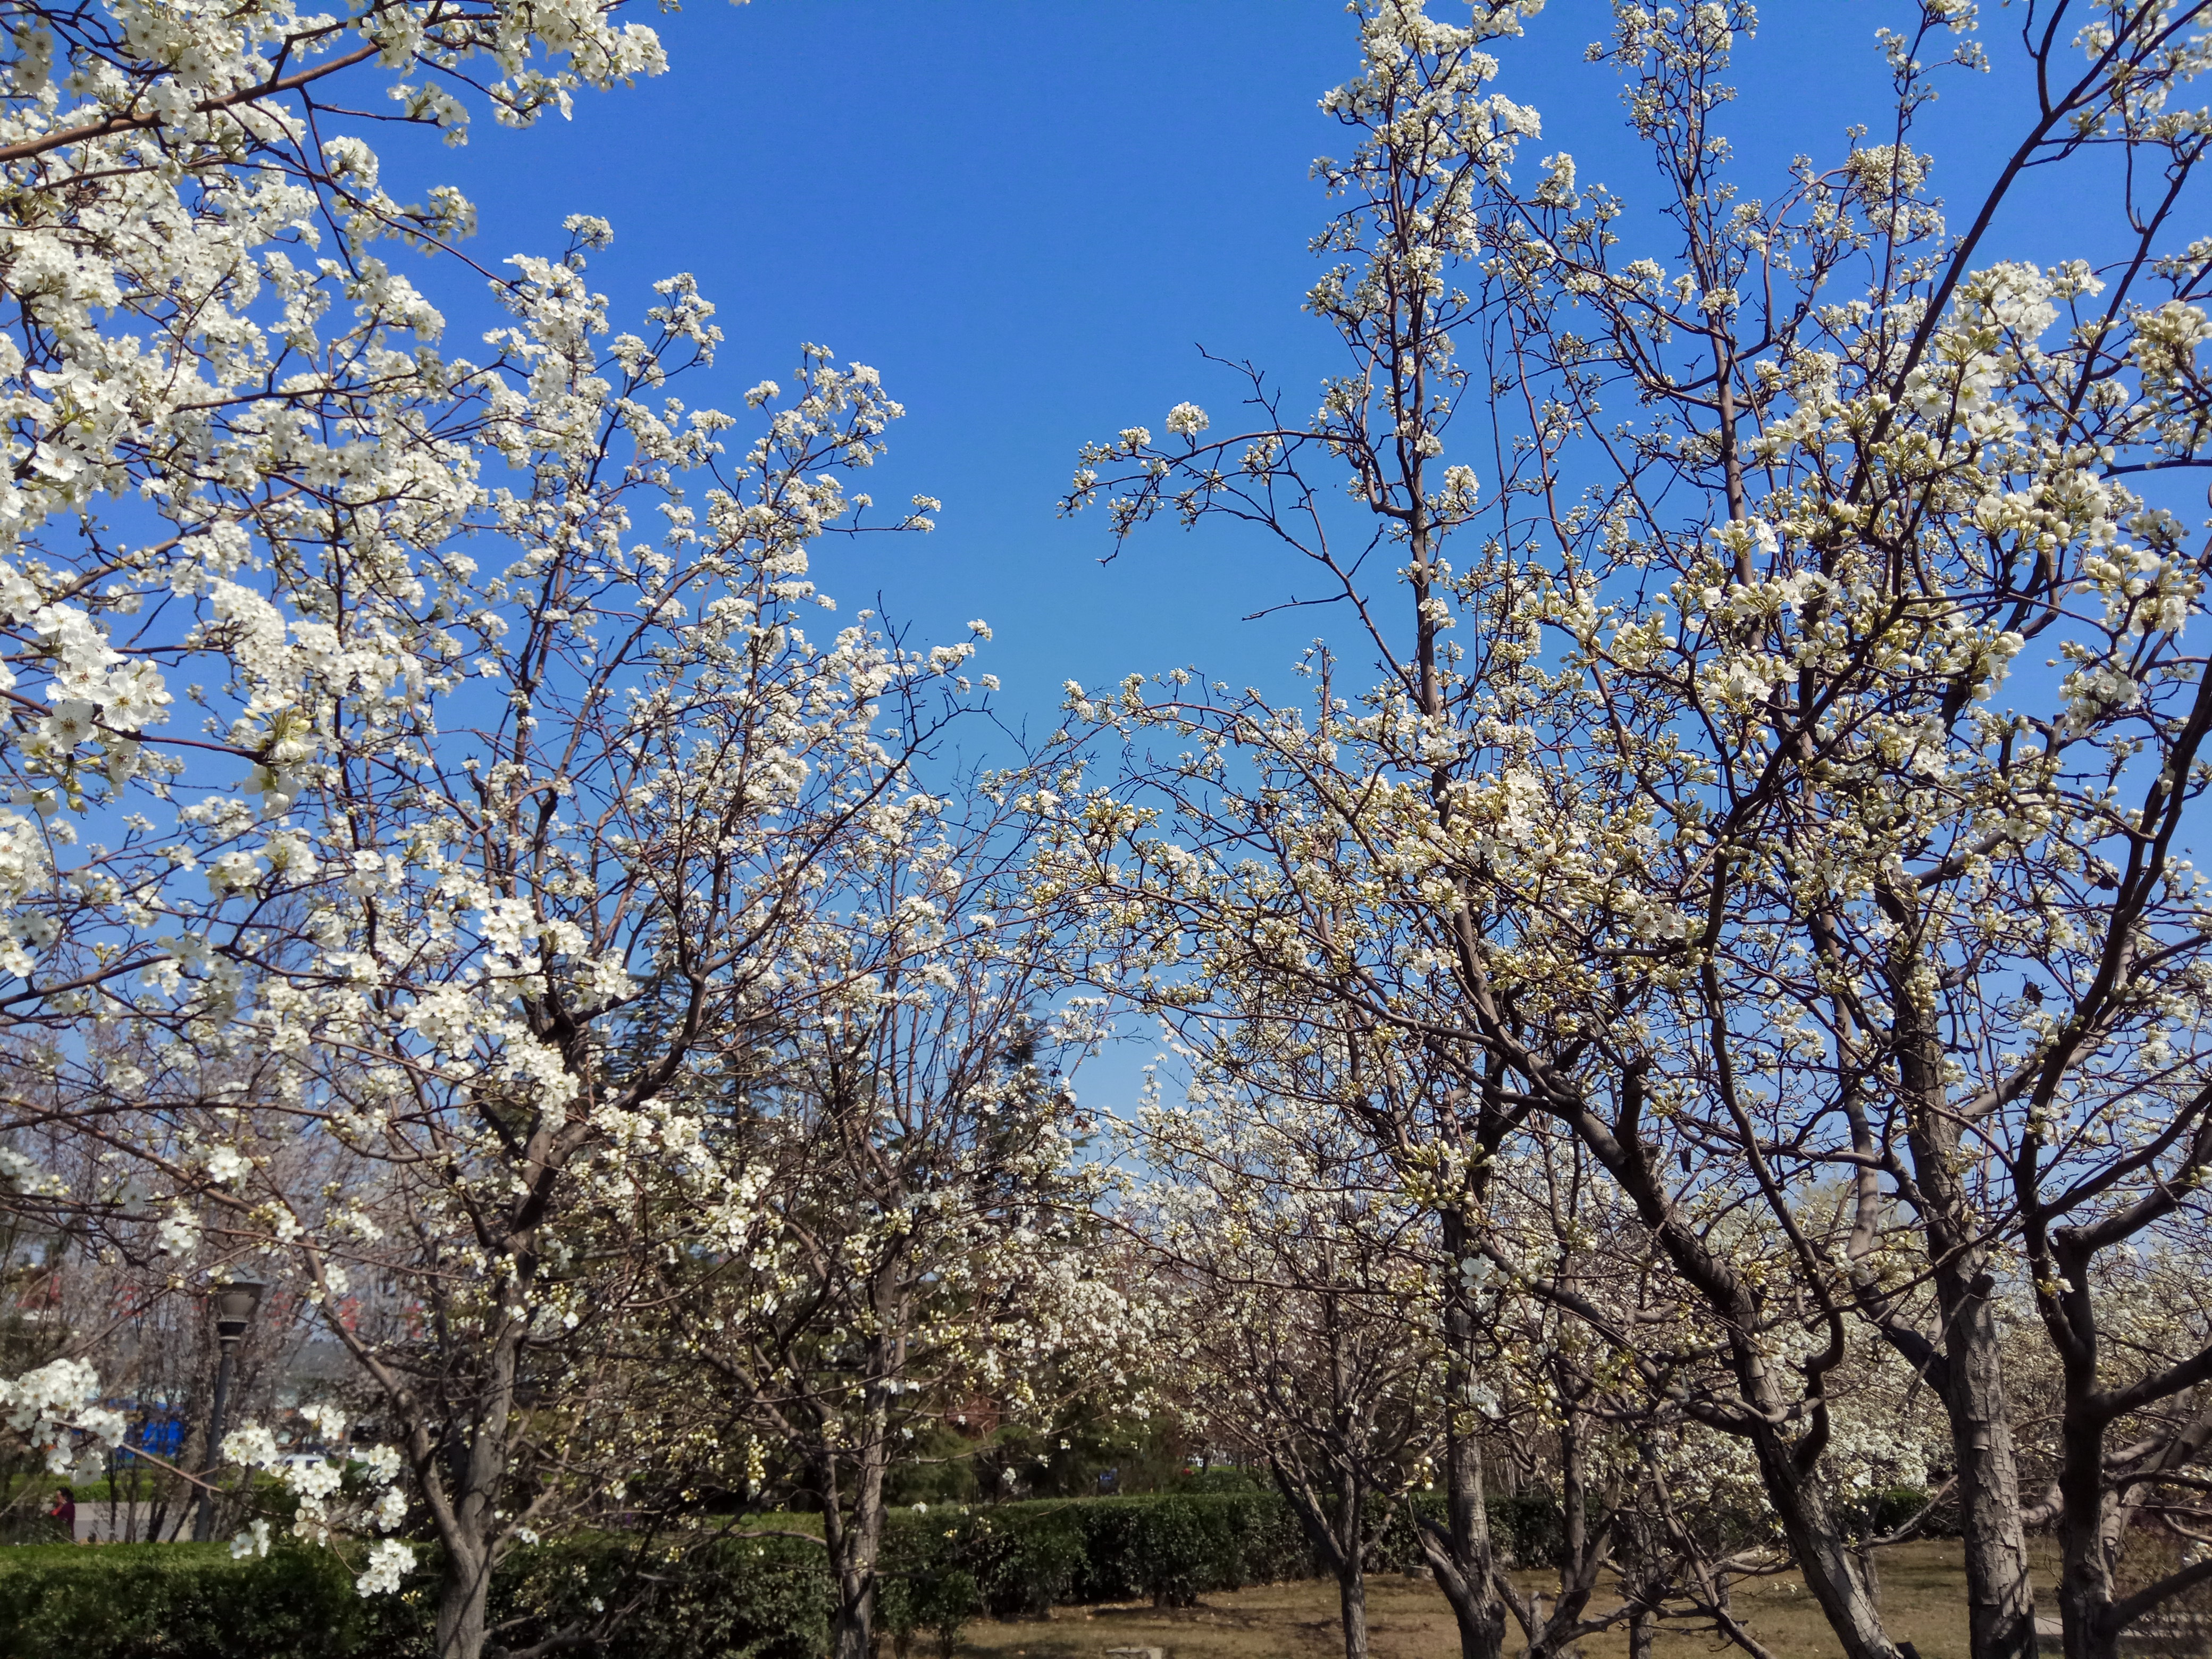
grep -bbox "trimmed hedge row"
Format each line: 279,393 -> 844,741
0,1543 -> 367,1659
0,1535 -> 832,1659
890,1492 -> 1313,1616
487,1534 -> 832,1659
0,1488 -> 1577,1658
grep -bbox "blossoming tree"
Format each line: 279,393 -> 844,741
1130,1046 -> 1441,1659
648,807 -> 1139,1659
2,212 -> 981,1653
0,0 -> 1034,1651
1056,7 -> 2212,1659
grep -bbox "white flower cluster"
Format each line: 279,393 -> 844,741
222,1417 -> 413,1595
0,1359 -> 126,1474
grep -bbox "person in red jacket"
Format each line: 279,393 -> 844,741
47,1486 -> 76,1544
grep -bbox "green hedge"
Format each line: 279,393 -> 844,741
0,1543 -> 365,1659
487,1534 -> 831,1659
0,1535 -> 829,1659
0,1488 -> 1580,1657
881,1491 -> 1316,1615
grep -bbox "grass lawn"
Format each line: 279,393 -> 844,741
951,1540 -> 1997,1659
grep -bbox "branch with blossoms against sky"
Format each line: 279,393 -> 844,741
1052,7 -> 2212,1659
219,1407 -> 415,1593
0,0 -> 696,1041
0,0 -> 982,1653
1470,12 -> 2212,1657
0,1356 -> 128,1476
1060,0 -> 1551,715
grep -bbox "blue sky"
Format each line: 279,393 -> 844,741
393,0 -> 2118,731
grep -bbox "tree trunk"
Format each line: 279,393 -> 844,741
2054,1385 -> 2119,1659
433,1409 -> 511,1654
1751,1424 -> 1896,1659
426,1278 -> 523,1659
1267,1453 -> 1363,1651
1943,1300 -> 2035,1659
1339,1555 -> 1370,1659
1893,932 -> 2036,1659
1629,1606 -> 1654,1659
829,1459 -> 887,1659
434,1542 -> 492,1659
1523,1413 -> 1607,1659
1424,1210 -> 1506,1659
2054,1520 -> 2118,1659
1332,1319 -> 1370,1659
829,1383 -> 893,1659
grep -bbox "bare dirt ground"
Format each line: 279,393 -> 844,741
952,1539 -> 1989,1659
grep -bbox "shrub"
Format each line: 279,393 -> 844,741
965,1505 -> 1085,1618
0,1533 -> 832,1659
878,1511 -> 981,1658
0,1542 -> 364,1659
1490,1493 -> 1565,1568
877,1562 -> 979,1659
1172,1466 -> 1266,1495
1129,1496 -> 1216,1606
881,1491 -> 1322,1613
490,1535 -> 832,1659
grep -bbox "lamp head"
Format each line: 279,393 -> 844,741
211,1280 -> 266,1344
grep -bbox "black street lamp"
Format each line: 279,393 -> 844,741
191,1280 -> 265,1544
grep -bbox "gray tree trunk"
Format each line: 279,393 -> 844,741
827,1337 -> 895,1659
1338,1555 -> 1370,1659
2052,1357 -> 2123,1659
434,1543 -> 493,1659
422,1271 -> 523,1659
1894,939 -> 2037,1659
1422,1209 -> 1506,1659
1940,1287 -> 2037,1659
1519,1415 -> 1610,1659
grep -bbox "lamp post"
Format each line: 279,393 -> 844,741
191,1280 -> 265,1544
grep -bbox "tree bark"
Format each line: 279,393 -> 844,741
428,1293 -> 521,1659
827,1326 -> 896,1659
1420,1209 -> 1507,1659
1748,1416 -> 1894,1659
1519,1413 -> 1608,1659
2049,1307 -> 2123,1659
1891,926 -> 2036,1659
2054,1414 -> 2117,1659
1941,1291 -> 2036,1659
1339,1554 -> 1371,1659
826,1428 -> 889,1659
434,1540 -> 493,1659
1266,1447 -> 1368,1657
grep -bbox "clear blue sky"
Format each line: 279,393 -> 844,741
393,0 -> 2113,732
